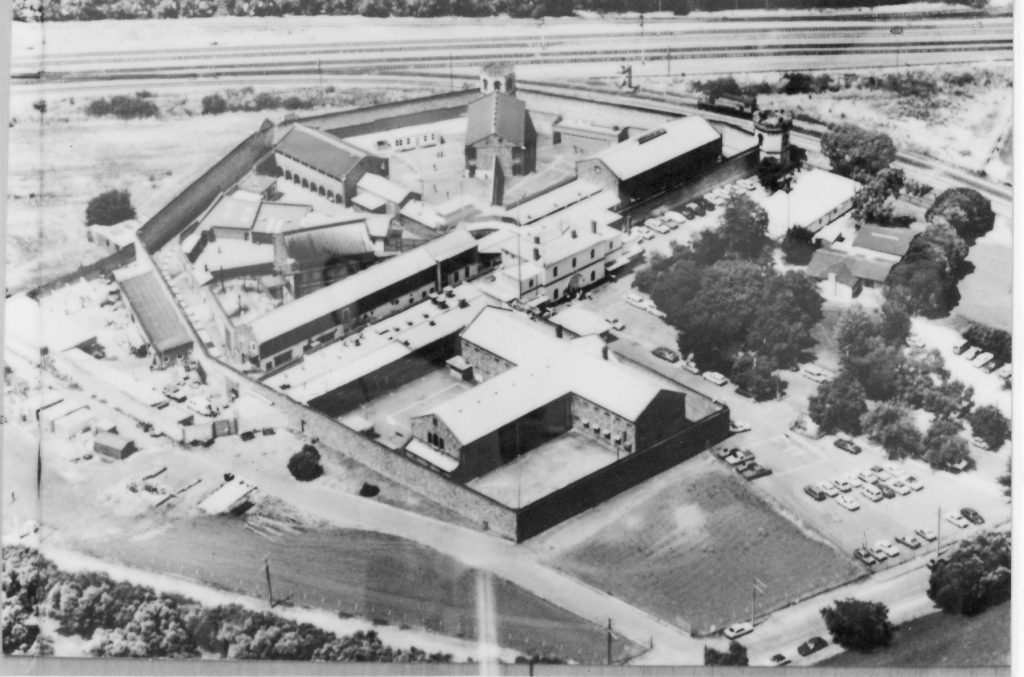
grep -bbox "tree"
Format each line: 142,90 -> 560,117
85,189 -> 136,226
860,403 -> 922,460
731,354 -> 786,401
747,272 -> 823,368
820,599 -> 893,652
967,405 -> 1010,451
358,0 -> 390,16
820,124 -> 897,182
808,371 -> 868,436
878,297 -> 911,346
287,444 -> 323,481
781,227 -> 815,265
201,93 -> 228,115
888,220 -> 971,318
925,187 -> 995,244
781,71 -> 815,95
841,336 -> 904,401
690,193 -> 770,264
928,531 -> 1011,615
704,641 -> 748,666
998,459 -> 1010,498
922,418 -> 970,470
757,156 -> 784,193
852,167 -> 905,225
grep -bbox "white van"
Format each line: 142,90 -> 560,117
702,371 -> 728,386
860,484 -> 883,502
800,365 -> 828,383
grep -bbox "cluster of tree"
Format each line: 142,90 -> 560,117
820,599 -> 893,652
731,354 -> 787,402
962,322 -> 1011,365
888,216 -> 973,319
851,167 -> 905,227
85,189 -> 136,226
85,92 -> 160,120
967,405 -> 1011,452
2,546 -> 452,662
3,547 -> 52,656
925,188 -> 996,244
820,124 -> 897,184
201,90 -> 315,115
288,444 -> 324,481
704,641 -> 748,666
927,531 -> 1010,616
690,76 -> 771,101
637,197 -> 822,375
778,71 -> 838,95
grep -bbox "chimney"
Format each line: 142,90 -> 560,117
556,325 -> 563,339
534,235 -> 541,245
533,248 -> 540,261
602,345 -> 609,360
571,230 -> 577,239
591,220 -> 597,234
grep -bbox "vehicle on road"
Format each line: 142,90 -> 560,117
952,340 -> 970,355
800,365 -> 829,383
652,346 -> 680,363
665,210 -> 686,225
770,653 -> 791,666
876,482 -> 896,499
860,484 -> 883,502
874,540 -> 900,558
834,438 -> 862,455
836,495 -> 859,511
854,548 -> 877,565
730,420 -> 751,433
818,481 -> 839,498
724,622 -> 754,640
804,485 -> 827,501
891,480 -> 912,496
796,637 -> 828,657
946,513 -> 971,529
832,477 -> 851,493
726,449 -> 754,466
680,359 -> 701,374
905,476 -> 924,492
635,227 -> 655,241
605,317 -> 626,331
896,534 -> 922,550
740,463 -> 773,480
962,346 -> 982,360
735,386 -> 754,398
870,545 -> 889,562
915,528 -> 938,542
960,507 -> 985,525
702,371 -> 728,386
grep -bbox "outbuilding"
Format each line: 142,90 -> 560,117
93,432 -> 137,460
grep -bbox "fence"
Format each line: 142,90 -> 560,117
26,244 -> 136,299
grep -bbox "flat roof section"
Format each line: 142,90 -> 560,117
276,124 -> 371,183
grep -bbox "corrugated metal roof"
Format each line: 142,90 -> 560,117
593,116 -> 721,181
851,225 -> 918,258
284,223 -> 375,265
276,124 -> 368,182
119,271 -> 194,355
465,92 -> 531,147
357,173 -> 413,205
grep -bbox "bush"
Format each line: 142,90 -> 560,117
85,189 -> 136,226
704,641 -> 748,666
85,94 -> 159,120
925,188 -> 995,244
928,531 -> 1010,615
201,94 -> 227,115
287,445 -> 323,481
967,405 -> 1010,451
820,599 -> 893,652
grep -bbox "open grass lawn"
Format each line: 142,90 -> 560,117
954,239 -> 1013,333
821,602 -> 1010,668
551,457 -> 862,634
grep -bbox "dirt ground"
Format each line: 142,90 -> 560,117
543,455 -> 863,635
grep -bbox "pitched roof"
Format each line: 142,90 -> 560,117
357,173 -> 414,205
465,92 -> 531,147
250,202 -> 313,234
851,225 -> 918,258
200,193 -> 261,231
119,270 -> 194,355
806,248 -> 894,285
592,116 -> 721,182
284,223 -> 375,265
276,124 -> 370,182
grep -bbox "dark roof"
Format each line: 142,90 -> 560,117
851,225 -> 918,258
119,271 -> 194,355
806,248 -> 894,284
465,92 -> 533,147
285,224 -> 375,266
276,125 -> 368,182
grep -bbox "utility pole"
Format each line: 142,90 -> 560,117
891,26 -> 903,74
606,618 -> 613,665
936,506 -> 942,562
448,52 -> 454,91
264,558 -> 275,608
751,577 -> 766,626
317,60 -> 324,100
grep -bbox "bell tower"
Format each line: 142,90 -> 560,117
480,63 -> 516,96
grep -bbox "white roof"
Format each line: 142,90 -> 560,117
195,239 -> 275,276
400,200 -> 446,229
4,295 -> 97,355
199,478 -> 257,514
766,169 -> 861,238
430,308 -> 674,445
594,117 -> 721,181
357,173 -> 413,205
405,438 -> 460,473
247,230 -> 478,347
550,307 -> 609,337
351,192 -> 387,212
513,179 -> 604,224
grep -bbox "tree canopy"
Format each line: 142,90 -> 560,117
820,124 -> 897,182
968,405 -> 1010,451
925,187 -> 995,244
808,371 -> 868,436
730,354 -> 786,401
689,193 -> 771,265
704,641 -> 748,666
922,417 -> 971,470
852,167 -> 905,225
860,403 -> 923,460
927,531 -> 1011,615
887,222 -> 972,318
85,189 -> 136,226
287,444 -> 324,481
820,599 -> 893,652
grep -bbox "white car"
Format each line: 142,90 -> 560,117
962,346 -> 982,360
818,482 -> 839,498
800,365 -> 829,383
946,513 -> 971,529
836,495 -> 859,511
730,420 -> 751,433
634,227 -> 655,240
651,221 -> 672,235
625,293 -> 646,308
974,352 -> 994,367
857,470 -> 878,484
895,534 -> 922,550
702,371 -> 728,386
905,476 -> 924,492
874,540 -> 900,558
723,622 -> 754,639
891,480 -> 912,496
832,477 -> 852,493
882,462 -> 902,475
844,473 -> 864,489
915,528 -> 938,542
665,211 -> 686,225
643,304 -> 667,320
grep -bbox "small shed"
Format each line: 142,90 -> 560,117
54,407 -> 95,439
94,432 -> 137,460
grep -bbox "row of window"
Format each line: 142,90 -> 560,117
426,430 -> 447,450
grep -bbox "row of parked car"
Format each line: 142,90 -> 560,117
633,179 -> 758,241
953,340 -> 1012,381
712,446 -> 773,480
722,620 -> 828,666
803,461 -> 926,509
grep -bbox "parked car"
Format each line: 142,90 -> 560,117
665,210 -> 686,225
800,365 -> 829,383
651,221 -> 672,235
625,293 -> 646,307
857,470 -> 878,484
854,548 -> 877,565
730,420 -> 751,433
844,473 -> 864,489
970,436 -> 990,450
960,507 -> 985,525
832,477 -> 852,493
895,534 -> 922,550
982,360 -> 1001,374
702,371 -> 729,386
605,317 -> 626,331
962,346 -> 982,360
796,637 -> 828,657
635,227 -> 655,241
687,201 -> 705,217
946,513 -> 971,529
915,528 -> 938,542
834,438 -> 862,455
162,384 -> 187,402
874,540 -> 900,558
871,466 -> 893,482
643,217 -> 661,230
770,653 -> 791,666
698,196 -> 715,212
724,622 -> 754,640
680,205 -> 696,220
952,340 -> 970,355
882,462 -> 902,475
836,494 -> 859,511
652,346 -> 680,363
726,449 -> 754,466
818,481 -> 839,498
973,352 -> 994,367
891,480 -> 912,496
714,446 -> 739,460
735,386 -> 754,398
740,463 -> 772,480
804,485 -> 827,501
905,476 -> 924,492
681,360 -> 701,374
870,545 -> 889,562
876,482 -> 896,499
860,484 -> 883,502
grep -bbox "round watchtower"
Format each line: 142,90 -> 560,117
753,109 -> 793,167
480,63 -> 516,95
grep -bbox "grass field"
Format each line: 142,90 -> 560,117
821,602 -> 1011,668
550,456 -> 862,634
953,239 -> 1014,333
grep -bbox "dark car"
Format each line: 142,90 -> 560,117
854,548 -> 877,566
713,446 -> 739,460
736,386 -> 754,398
960,507 -> 985,525
770,653 -> 791,666
876,482 -> 896,499
834,438 -> 862,455
796,636 -> 828,657
740,463 -> 772,480
698,196 -> 715,212
652,346 -> 680,363
803,485 -> 827,501
680,206 -> 696,220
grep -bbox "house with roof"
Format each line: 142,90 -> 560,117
576,116 -> 722,205
353,173 -> 417,214
275,124 -> 388,205
805,224 -> 919,300
464,87 -> 537,178
409,308 -> 690,481
272,219 -> 378,299
115,267 -> 194,368
765,169 -> 861,240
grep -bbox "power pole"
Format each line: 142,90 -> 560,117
449,52 -> 454,91
751,577 -> 766,626
606,618 -> 613,665
264,558 -> 275,608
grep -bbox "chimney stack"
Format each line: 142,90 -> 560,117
556,325 -> 563,339
591,220 -> 597,234
571,230 -> 577,239
602,345 -> 609,360
533,248 -> 540,261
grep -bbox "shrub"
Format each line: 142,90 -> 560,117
287,445 -> 323,481
85,94 -> 159,120
201,94 -> 227,115
820,599 -> 893,652
928,531 -> 1010,615
85,189 -> 136,226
